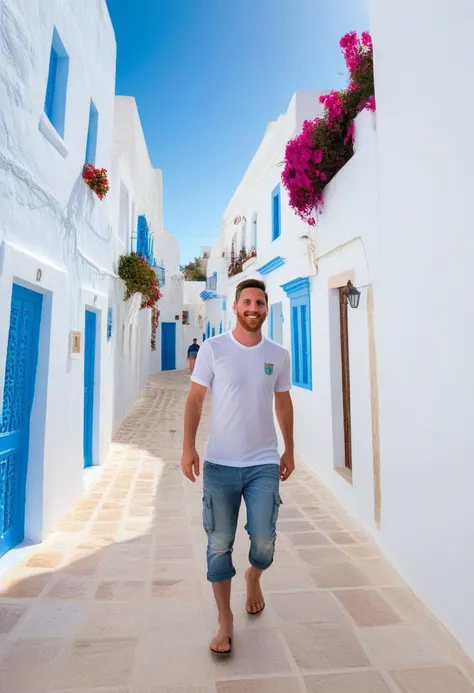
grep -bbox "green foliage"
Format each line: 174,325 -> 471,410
118,253 -> 156,302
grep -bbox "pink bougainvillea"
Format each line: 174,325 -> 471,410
281,31 -> 375,225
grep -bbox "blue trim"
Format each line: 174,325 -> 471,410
83,310 -> 97,468
0,285 -> 43,557
85,100 -> 99,164
271,184 -> 281,241
281,277 -> 311,299
107,306 -> 113,341
44,48 -> 58,122
44,28 -> 69,138
200,290 -> 226,301
257,256 -> 285,276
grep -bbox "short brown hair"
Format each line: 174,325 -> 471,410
235,279 -> 268,305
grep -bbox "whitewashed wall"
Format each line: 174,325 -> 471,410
0,0 -> 117,540
370,0 -> 474,659
208,95 -> 380,534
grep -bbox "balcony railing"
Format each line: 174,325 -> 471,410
154,264 -> 165,287
227,247 -> 257,278
137,215 -> 154,265
206,271 -> 217,291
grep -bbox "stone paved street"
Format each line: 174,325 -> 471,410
0,372 -> 473,693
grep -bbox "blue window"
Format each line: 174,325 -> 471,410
44,29 -> 69,138
271,184 -> 281,241
107,306 -> 113,341
85,100 -> 99,164
281,278 -> 312,390
222,299 -> 227,311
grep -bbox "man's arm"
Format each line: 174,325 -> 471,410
181,382 -> 207,482
275,390 -> 295,481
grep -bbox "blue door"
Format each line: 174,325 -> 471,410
219,321 -> 223,334
83,310 -> 96,469
0,285 -> 43,557
161,322 -> 176,370
211,327 -> 216,337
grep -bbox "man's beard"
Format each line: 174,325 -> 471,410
235,310 -> 266,333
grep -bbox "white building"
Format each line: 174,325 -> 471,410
0,0 -> 183,560
202,6 -> 474,657
111,97 -> 184,429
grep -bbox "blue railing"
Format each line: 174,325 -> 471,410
206,271 -> 217,291
137,215 -> 154,265
154,264 -> 165,287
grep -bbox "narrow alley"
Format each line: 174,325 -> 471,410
0,372 -> 473,693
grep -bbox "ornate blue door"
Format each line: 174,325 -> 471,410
83,310 -> 96,468
0,284 -> 43,557
161,322 -> 176,370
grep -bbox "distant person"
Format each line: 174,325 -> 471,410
187,338 -> 200,373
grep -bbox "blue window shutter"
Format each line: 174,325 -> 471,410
44,48 -> 58,120
85,100 -> 99,164
272,185 -> 281,240
283,278 -> 312,390
292,305 -> 300,383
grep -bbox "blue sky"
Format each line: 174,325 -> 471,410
105,0 -> 368,264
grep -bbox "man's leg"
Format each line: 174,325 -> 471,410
203,462 -> 241,652
243,464 -> 281,614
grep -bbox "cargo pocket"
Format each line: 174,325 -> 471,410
272,492 -> 283,528
202,493 -> 214,534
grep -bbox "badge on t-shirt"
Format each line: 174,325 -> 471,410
264,363 -> 274,375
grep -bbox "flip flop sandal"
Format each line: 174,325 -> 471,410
246,603 -> 265,616
210,637 -> 232,656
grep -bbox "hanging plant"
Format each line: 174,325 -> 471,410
151,306 -> 160,350
281,31 -> 375,225
83,164 -> 110,200
118,252 -> 162,309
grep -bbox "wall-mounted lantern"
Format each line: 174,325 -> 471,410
344,280 -> 361,309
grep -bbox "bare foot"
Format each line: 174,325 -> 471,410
209,611 -> 233,654
245,567 -> 265,615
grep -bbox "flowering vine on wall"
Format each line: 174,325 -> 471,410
281,31 -> 375,225
151,306 -> 160,351
82,164 -> 110,200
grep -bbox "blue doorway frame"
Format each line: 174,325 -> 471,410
161,322 -> 176,370
0,284 -> 43,557
83,310 -> 97,469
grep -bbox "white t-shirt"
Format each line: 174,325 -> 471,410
191,331 -> 291,467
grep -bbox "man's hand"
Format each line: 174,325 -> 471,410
181,447 -> 200,483
280,450 -> 295,481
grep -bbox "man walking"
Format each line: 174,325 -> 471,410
181,278 -> 295,655
187,338 -> 200,373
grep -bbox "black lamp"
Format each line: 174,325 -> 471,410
345,280 -> 361,309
